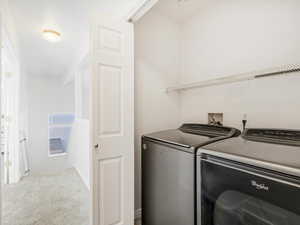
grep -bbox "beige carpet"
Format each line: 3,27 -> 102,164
2,168 -> 90,225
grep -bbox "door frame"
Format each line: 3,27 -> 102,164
1,16 -> 21,185
0,11 -> 2,225
126,0 -> 159,23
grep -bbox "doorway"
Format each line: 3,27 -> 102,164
1,0 -> 137,224
0,0 -> 91,224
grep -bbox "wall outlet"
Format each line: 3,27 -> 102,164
208,113 -> 223,126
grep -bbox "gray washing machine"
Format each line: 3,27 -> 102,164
141,124 -> 241,225
198,128 -> 300,225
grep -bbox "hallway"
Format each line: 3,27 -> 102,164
2,168 -> 89,225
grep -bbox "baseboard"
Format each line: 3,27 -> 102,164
135,208 -> 142,219
73,167 -> 90,191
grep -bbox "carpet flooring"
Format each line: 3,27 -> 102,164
2,168 -> 90,225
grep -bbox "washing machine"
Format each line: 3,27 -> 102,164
142,123 -> 241,225
198,128 -> 300,225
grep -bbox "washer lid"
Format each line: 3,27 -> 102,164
143,124 -> 240,150
179,123 -> 239,137
243,128 -> 300,146
200,128 -> 300,173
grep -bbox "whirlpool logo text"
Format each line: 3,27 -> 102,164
251,180 -> 269,191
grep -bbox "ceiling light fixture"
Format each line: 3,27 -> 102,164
43,29 -> 61,42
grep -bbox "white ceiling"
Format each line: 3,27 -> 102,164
8,0 -> 140,78
154,0 -> 204,23
8,0 -> 200,79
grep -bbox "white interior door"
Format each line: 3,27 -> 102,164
90,16 -> 134,225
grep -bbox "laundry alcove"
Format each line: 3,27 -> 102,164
132,0 -> 300,213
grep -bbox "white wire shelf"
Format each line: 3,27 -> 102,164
166,64 -> 300,93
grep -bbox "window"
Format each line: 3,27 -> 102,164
48,113 -> 74,156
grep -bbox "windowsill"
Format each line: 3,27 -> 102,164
48,152 -> 68,158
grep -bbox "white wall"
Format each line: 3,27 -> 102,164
179,0 -> 300,130
68,119 -> 90,188
134,7 -> 181,210
27,75 -> 74,174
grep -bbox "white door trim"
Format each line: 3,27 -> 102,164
126,0 -> 159,23
0,10 -> 2,225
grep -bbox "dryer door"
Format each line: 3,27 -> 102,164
200,155 -> 300,225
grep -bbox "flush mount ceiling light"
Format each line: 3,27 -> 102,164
43,29 -> 61,42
